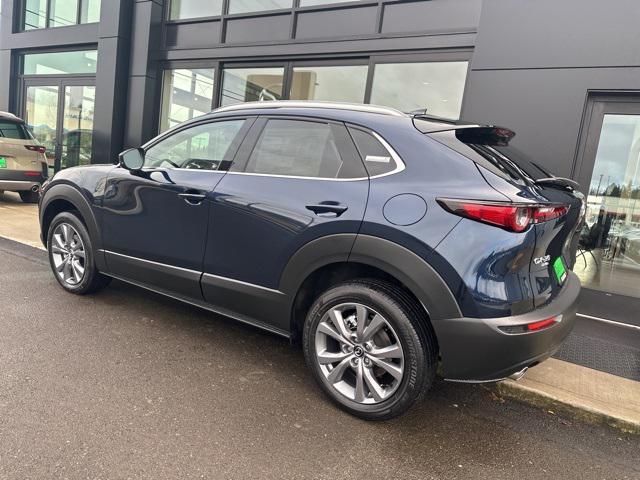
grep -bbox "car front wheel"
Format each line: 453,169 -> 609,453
303,279 -> 437,420
47,211 -> 111,294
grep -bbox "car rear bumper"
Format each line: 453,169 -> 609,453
435,271 -> 580,382
0,171 -> 46,192
0,180 -> 42,192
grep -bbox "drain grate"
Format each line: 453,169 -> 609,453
554,332 -> 640,381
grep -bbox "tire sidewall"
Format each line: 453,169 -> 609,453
303,283 -> 431,419
47,211 -> 98,294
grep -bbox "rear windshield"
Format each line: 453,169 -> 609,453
0,120 -> 33,140
428,129 -> 553,185
470,144 -> 551,182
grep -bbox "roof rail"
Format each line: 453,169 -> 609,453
0,111 -> 19,119
213,101 -> 406,117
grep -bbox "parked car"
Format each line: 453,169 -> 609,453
0,111 -> 48,203
38,101 -> 582,420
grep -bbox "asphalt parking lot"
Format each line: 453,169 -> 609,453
0,236 -> 638,480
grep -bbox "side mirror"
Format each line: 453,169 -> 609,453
119,148 -> 145,171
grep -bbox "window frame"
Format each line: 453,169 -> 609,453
288,59 -> 369,103
141,115 -> 256,172
219,63 -> 288,107
20,0 -> 101,31
366,51 -> 472,119
230,115 -> 369,181
158,66 -> 218,133
156,49 -> 472,136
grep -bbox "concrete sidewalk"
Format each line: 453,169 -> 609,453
498,358 -> 640,434
0,192 -> 41,249
1,191 -> 638,434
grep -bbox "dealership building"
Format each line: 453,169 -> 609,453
1,0 -> 639,325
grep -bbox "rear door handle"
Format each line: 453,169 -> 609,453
306,203 -> 348,217
178,192 -> 206,205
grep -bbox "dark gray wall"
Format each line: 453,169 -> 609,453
461,0 -> 640,179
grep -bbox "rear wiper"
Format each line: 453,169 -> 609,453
535,177 -> 580,191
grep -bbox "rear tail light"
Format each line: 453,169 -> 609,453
24,171 -> 41,177
532,205 -> 569,223
25,145 -> 46,154
437,199 -> 569,233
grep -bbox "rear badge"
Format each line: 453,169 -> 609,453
553,257 -> 567,284
533,255 -> 550,267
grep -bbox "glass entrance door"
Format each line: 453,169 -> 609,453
23,79 -> 95,172
574,96 -> 640,324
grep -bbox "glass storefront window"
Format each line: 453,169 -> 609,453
23,50 -> 98,75
221,67 -> 284,106
61,86 -> 95,168
290,65 -> 367,103
228,0 -> 292,15
23,0 -> 101,30
159,68 -> 216,133
25,85 -> 59,156
80,0 -> 101,23
370,61 -> 468,119
300,0 -> 363,5
169,0 -> 223,20
49,0 -> 78,27
574,114 -> 640,298
24,0 -> 47,29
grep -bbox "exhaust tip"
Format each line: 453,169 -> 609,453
31,185 -> 40,193
508,367 -> 528,381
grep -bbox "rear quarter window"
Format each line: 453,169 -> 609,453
0,121 -> 32,140
348,127 -> 398,177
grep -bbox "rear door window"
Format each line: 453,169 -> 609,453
244,119 -> 366,179
0,121 -> 32,140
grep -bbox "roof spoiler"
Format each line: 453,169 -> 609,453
455,126 -> 516,147
534,177 -> 580,191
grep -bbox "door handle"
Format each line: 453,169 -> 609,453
306,203 -> 348,217
178,192 -> 206,205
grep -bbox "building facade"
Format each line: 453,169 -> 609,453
1,0 -> 639,324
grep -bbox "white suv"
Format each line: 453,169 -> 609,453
0,111 -> 49,203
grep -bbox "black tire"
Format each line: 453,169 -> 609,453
19,190 -> 39,204
47,211 -> 111,295
303,279 -> 437,420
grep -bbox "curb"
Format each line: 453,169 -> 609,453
496,379 -> 640,435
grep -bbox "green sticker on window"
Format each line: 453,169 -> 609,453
0,157 -> 6,168
553,257 -> 567,284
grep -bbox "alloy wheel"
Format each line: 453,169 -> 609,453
51,223 -> 86,286
314,302 -> 405,404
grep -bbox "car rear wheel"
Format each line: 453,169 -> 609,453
19,190 -> 39,204
47,211 -> 111,294
303,279 -> 437,420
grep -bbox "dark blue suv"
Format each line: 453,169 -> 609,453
39,102 -> 582,420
